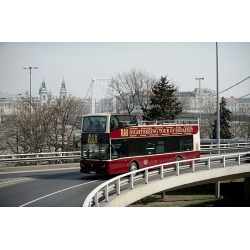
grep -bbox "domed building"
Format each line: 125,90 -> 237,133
60,77 -> 67,100
39,77 -> 48,105
38,77 -> 68,105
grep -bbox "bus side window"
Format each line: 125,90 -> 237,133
184,138 -> 193,151
180,140 -> 184,151
110,116 -> 119,131
145,142 -> 155,155
120,140 -> 128,157
156,141 -> 164,154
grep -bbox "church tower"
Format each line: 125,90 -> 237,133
39,77 -> 48,105
60,77 -> 67,99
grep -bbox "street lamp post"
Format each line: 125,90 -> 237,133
23,66 -> 38,108
195,78 -> 204,124
215,42 -> 220,198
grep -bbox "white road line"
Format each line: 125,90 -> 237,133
0,176 -> 39,185
19,180 -> 100,207
0,167 -> 79,175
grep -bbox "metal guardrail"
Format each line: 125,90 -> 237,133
200,142 -> 250,149
200,142 -> 250,155
0,142 -> 250,165
82,152 -> 250,207
0,151 -> 80,164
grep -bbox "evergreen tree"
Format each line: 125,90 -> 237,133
142,76 -> 182,121
212,96 -> 233,139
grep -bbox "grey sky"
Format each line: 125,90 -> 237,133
0,42 -> 249,100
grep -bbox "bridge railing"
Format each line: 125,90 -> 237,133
200,142 -> 250,149
0,151 -> 80,164
200,142 -> 250,155
0,141 -> 249,164
83,151 -> 250,207
0,141 -> 249,165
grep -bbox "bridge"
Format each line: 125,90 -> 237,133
83,151 -> 250,207
1,141 -> 250,207
83,154 -> 250,207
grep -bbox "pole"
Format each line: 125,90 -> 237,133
29,67 -> 32,109
199,79 -> 201,123
16,130 -> 18,154
112,78 -> 114,112
23,66 -> 38,110
195,78 -> 204,126
91,78 -> 95,114
216,42 -> 220,147
215,181 -> 220,198
216,42 -> 220,198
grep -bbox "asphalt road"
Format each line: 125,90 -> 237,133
0,167 -> 110,207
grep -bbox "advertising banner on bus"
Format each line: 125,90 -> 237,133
110,125 -> 199,139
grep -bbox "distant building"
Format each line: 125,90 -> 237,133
225,96 -> 250,112
225,96 -> 238,111
0,77 -> 68,122
60,77 -> 67,100
39,77 -> 48,105
179,88 -> 216,113
0,91 -> 15,123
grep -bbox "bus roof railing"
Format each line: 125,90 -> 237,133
138,119 -> 199,126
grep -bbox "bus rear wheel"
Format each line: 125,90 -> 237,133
175,156 -> 183,167
129,161 -> 138,174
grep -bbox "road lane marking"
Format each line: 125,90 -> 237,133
19,179 -> 101,207
0,176 -> 39,186
0,167 -> 79,175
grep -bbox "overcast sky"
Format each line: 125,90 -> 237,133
0,42 -> 249,100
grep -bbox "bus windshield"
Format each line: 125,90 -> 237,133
81,133 -> 109,160
82,116 -> 107,132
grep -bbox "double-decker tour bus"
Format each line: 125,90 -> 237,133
80,113 -> 200,175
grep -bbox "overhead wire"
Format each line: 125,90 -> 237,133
84,76 -> 250,113
83,82 -> 92,101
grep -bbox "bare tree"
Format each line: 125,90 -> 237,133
111,69 -> 156,115
2,96 -> 83,154
3,98 -> 53,153
46,97 -> 83,152
231,111 -> 250,139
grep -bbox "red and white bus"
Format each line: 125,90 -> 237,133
80,113 -> 200,175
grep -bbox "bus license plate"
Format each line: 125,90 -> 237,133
90,171 -> 96,174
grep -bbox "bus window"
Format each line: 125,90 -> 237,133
156,141 -> 164,154
180,140 -> 185,151
111,139 -> 129,158
145,141 -> 155,155
110,115 -> 138,131
82,116 -> 107,132
121,140 -> 128,157
184,138 -> 193,151
179,136 -> 193,151
110,116 -> 119,131
110,143 -> 121,159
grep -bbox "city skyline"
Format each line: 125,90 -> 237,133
0,42 -> 249,101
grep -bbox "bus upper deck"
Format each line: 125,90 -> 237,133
82,113 -> 199,134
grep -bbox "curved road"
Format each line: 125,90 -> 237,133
0,167 -> 111,207
1,147 -> 249,207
